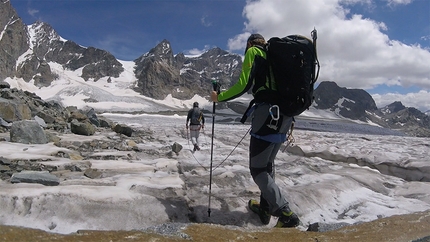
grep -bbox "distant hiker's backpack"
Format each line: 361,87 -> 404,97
252,29 -> 320,117
191,107 -> 202,124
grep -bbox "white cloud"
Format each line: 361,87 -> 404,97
27,8 -> 39,17
184,45 -> 212,57
384,0 -> 413,6
373,90 -> 430,112
227,33 -> 251,53
421,35 -> 430,42
201,15 -> 212,27
228,0 -> 430,111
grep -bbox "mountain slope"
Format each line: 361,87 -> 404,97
313,81 -> 430,137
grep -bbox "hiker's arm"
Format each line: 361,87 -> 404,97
215,47 -> 260,102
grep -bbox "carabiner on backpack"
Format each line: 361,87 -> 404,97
267,105 -> 280,130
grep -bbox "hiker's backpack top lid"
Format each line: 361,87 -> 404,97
191,107 -> 202,124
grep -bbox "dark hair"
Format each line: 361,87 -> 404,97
245,33 -> 266,54
247,33 -> 264,43
193,102 -> 199,107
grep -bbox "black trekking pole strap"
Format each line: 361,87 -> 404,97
208,80 -> 221,217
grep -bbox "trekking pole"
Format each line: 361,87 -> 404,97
186,127 -> 190,145
311,28 -> 320,82
208,80 -> 220,217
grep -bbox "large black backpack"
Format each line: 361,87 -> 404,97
191,107 -> 202,124
252,29 -> 320,117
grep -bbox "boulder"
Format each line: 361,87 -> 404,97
10,120 -> 48,144
0,98 -> 32,122
172,142 -> 183,154
113,124 -> 133,137
10,171 -> 60,186
70,119 -> 96,136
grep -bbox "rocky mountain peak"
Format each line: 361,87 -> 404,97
0,0 -> 29,80
132,40 -> 242,100
155,39 -> 173,56
311,82 -> 430,136
313,81 -> 378,121
2,13 -> 124,86
382,105 -> 430,137
381,101 -> 406,114
135,39 -> 173,64
28,21 -> 61,46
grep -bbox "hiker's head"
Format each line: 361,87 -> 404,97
246,33 -> 265,53
193,102 -> 199,108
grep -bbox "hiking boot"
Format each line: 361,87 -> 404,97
248,199 -> 271,225
193,144 -> 198,152
275,210 -> 300,228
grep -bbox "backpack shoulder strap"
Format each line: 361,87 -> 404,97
240,99 -> 256,124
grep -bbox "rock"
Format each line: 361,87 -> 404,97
68,110 -> 88,122
86,108 -> 100,127
113,124 -> 133,137
34,115 -> 47,128
0,165 -> 11,172
307,222 -> 351,232
127,140 -> 137,148
84,168 -> 102,179
45,131 -> 61,143
10,120 -> 48,144
67,153 -> 84,161
35,111 -> 56,124
0,81 -> 11,89
0,98 -> 32,122
0,117 -> 12,127
10,171 -> 60,186
172,142 -> 183,154
70,119 -> 96,136
98,117 -> 112,128
0,157 -> 12,165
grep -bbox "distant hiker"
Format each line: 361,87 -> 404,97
186,102 -> 205,152
210,34 -> 300,228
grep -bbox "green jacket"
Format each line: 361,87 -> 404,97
217,46 -> 266,102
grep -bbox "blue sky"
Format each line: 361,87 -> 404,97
12,0 -> 248,60
9,0 -> 430,111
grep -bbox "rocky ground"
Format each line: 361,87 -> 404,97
1,209 -> 430,241
1,123 -> 430,241
1,85 -> 430,241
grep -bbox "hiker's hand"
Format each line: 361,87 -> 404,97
210,91 -> 218,102
186,125 -> 189,129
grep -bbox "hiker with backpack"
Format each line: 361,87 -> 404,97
210,32 -> 319,228
186,102 -> 205,152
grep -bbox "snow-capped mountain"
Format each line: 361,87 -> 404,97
1,0 -> 429,137
133,40 -> 241,100
313,82 -> 430,137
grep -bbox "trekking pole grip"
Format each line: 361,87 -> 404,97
212,80 -> 220,94
311,28 -> 317,41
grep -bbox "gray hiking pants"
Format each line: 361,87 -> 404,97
249,103 -> 293,216
189,124 -> 201,146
